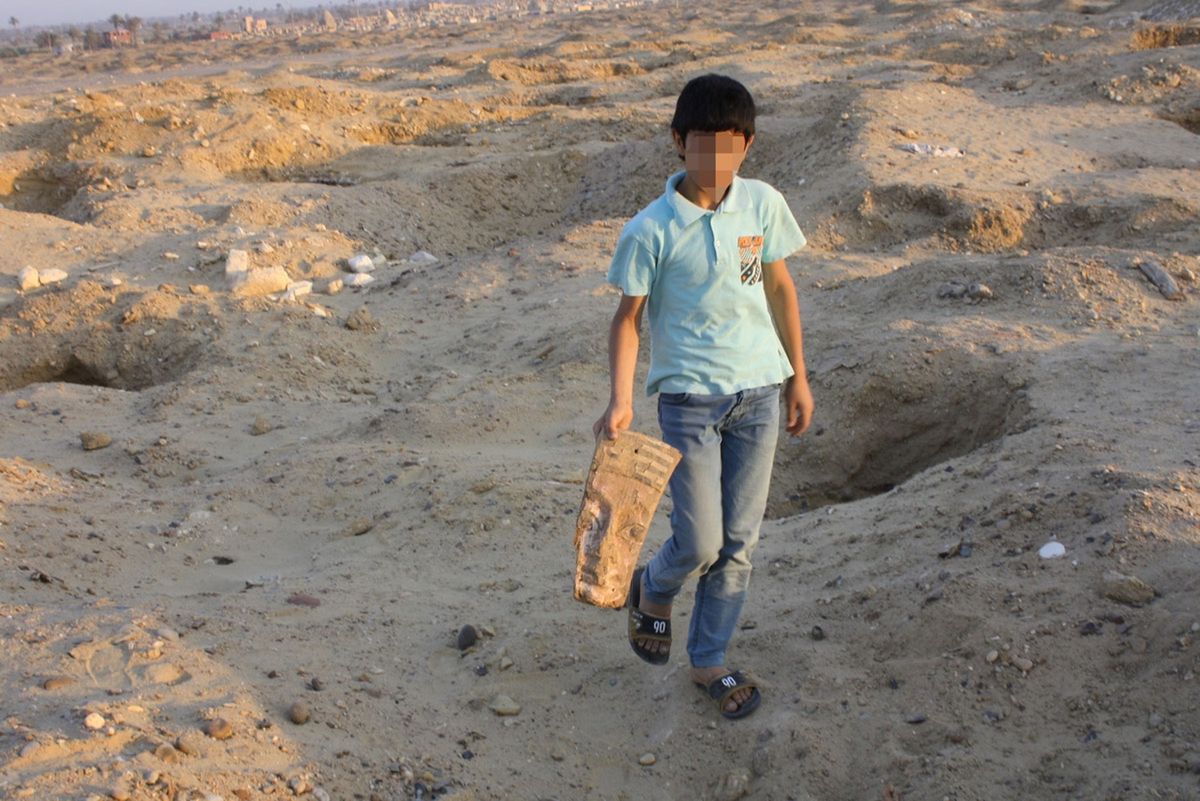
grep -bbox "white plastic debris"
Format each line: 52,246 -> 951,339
347,254 -> 375,273
1038,541 -> 1066,559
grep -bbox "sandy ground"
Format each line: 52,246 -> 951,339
1,1 -> 1199,799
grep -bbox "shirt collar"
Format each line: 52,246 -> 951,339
665,170 -> 749,228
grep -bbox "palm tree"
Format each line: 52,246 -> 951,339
125,15 -> 142,45
8,16 -> 17,31
109,13 -> 124,31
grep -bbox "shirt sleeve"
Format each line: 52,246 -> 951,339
761,188 -> 807,264
606,231 -> 657,296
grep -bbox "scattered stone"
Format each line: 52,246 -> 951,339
1136,259 -> 1183,300
230,266 -> 291,298
257,242 -> 275,254
1012,656 -> 1034,672
1038,541 -> 1066,559
84,712 -> 106,730
347,254 -> 375,273
985,650 -> 999,664
937,281 -> 968,299
225,250 -> 250,276
189,284 -> 211,295
157,627 -> 180,641
282,280 -> 313,302
153,743 -> 181,763
142,145 -> 157,158
162,252 -> 180,261
15,398 -> 31,410
713,768 -> 751,801
287,593 -> 321,607
288,777 -> 311,795
203,718 -> 234,740
80,432 -> 113,451
313,789 -> 331,801
499,656 -> 514,671
456,624 -> 479,651
345,273 -> 376,288
322,278 -> 344,295
174,731 -> 206,756
39,268 -> 68,285
968,282 -> 993,300
407,250 -> 438,265
488,695 -> 521,716
17,266 -> 39,291
905,713 -> 927,724
343,516 -> 374,536
309,677 -> 325,691
19,741 -> 39,758
638,752 -> 657,766
42,675 -> 76,690
1103,571 -> 1156,605
288,701 -> 310,725
345,306 -> 379,332
109,783 -> 131,801
250,416 -> 272,436
810,625 -> 826,641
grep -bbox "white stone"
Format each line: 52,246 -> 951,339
38,268 -> 68,285
84,712 -> 106,730
345,273 -> 375,288
323,278 -> 344,295
1038,541 -> 1065,559
282,281 -> 313,302
17,266 -> 39,291
229,266 -> 291,298
371,254 -> 388,268
312,790 -> 331,801
224,249 -> 250,276
407,250 -> 438,265
347,254 -> 375,273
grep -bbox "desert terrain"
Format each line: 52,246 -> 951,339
1,1 -> 1199,799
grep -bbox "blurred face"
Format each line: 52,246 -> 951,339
673,129 -> 752,201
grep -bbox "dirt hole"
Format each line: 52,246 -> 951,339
767,352 -> 1030,518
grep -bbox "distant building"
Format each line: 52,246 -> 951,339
322,10 -> 337,31
209,30 -> 233,40
103,28 -> 132,48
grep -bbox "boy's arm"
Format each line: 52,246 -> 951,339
762,259 -> 814,436
593,293 -> 647,440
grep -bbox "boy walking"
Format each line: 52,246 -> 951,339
593,74 -> 813,719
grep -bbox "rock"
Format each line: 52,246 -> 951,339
499,656 -> 514,671
282,281 -> 313,302
109,784 -> 131,801
189,284 -> 210,295
145,663 -> 183,684
84,712 -> 106,730
347,254 -> 375,273
225,249 -> 250,276
257,242 -> 275,254
309,677 -> 325,691
80,432 -> 112,451
17,266 -> 39,291
488,695 -> 521,716
968,282 -> 994,300
713,768 -> 751,801
345,306 -> 378,331
456,624 -> 479,651
157,627 -> 180,641
15,399 -> 31,409
343,516 -> 374,536
250,416 -> 272,436
985,650 -> 999,664
407,250 -> 438,265
153,743 -> 181,763
1103,570 -> 1156,606
229,266 -> 291,298
288,701 -> 310,725
810,625 -> 826,641
162,251 -> 179,261
313,789 -> 331,801
345,273 -> 376,288
905,713 -> 928,724
19,741 -> 39,758
39,268 -> 68,285
175,731 -> 207,756
937,281 -> 968,299
288,777 -> 311,795
42,675 -> 76,690
203,718 -> 234,740
1038,541 -> 1065,559
1012,656 -> 1034,672
322,278 -> 344,295
750,744 -> 770,778
638,752 -> 657,766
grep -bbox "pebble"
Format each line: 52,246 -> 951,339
143,770 -> 159,784
1102,570 -> 1156,606
174,731 -> 205,756
638,752 -> 657,766
250,416 -> 272,436
15,398 -> 31,409
19,741 -> 39,758
905,713 -> 927,724
157,627 -> 180,641
80,432 -> 113,451
288,777 -> 311,795
323,278 -> 344,295
39,268 -> 68,285
985,650 -> 999,664
343,516 -> 374,537
153,743 -> 181,763
1148,712 -> 1163,728
347,254 -> 375,273
810,625 -> 826,641
1012,656 -> 1034,672
162,251 -> 179,261
345,273 -> 376,288
1038,541 -> 1065,559
84,712 -> 106,730
488,695 -> 521,716
189,284 -> 210,295
42,675 -> 76,690
313,789 -> 331,801
229,266 -> 291,297
203,718 -> 234,740
225,250 -> 249,276
968,282 -> 993,300
499,656 -> 514,671
457,624 -> 479,651
713,768 -> 751,801
407,250 -> 438,265
345,306 -> 378,332
17,266 -> 39,291
109,784 -> 131,801
282,281 -> 313,302
288,701 -> 310,725
309,677 -> 325,691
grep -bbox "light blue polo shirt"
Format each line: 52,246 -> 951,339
607,171 -> 807,396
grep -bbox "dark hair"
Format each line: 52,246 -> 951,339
670,74 -> 756,142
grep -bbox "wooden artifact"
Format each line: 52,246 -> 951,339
573,431 -> 681,609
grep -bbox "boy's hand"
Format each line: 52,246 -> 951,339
593,401 -> 633,441
784,376 -> 814,436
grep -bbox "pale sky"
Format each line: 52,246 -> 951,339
0,0 -> 316,28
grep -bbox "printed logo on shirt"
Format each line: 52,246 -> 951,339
738,235 -> 764,286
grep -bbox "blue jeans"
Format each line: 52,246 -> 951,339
643,384 -> 780,668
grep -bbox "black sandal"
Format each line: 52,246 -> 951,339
697,670 -> 761,720
627,567 -> 671,665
